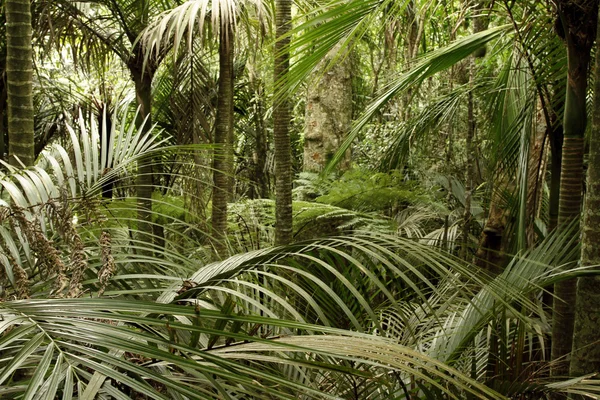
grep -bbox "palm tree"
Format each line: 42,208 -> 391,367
282,0 -> 597,376
570,3 -> 600,377
212,19 -> 235,257
551,0 -> 598,377
5,0 -> 34,166
1,136 -> 599,398
0,94 -> 598,399
35,0 -> 180,250
141,0 -> 270,256
274,0 -> 293,245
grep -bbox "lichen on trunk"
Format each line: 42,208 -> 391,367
303,44 -> 353,173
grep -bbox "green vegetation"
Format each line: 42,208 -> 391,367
1,0 -> 600,398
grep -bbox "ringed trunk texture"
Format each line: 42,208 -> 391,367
211,24 -> 235,257
570,4 -> 600,376
551,0 -> 597,377
273,0 -> 293,245
5,0 -> 34,167
303,44 -> 353,173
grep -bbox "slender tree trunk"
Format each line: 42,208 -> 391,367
273,0 -> 293,245
253,83 -> 268,199
551,0 -> 598,378
548,87 -> 564,232
98,103 -> 114,199
0,79 -> 7,161
461,2 -> 488,261
5,0 -> 34,167
570,5 -> 600,377
211,23 -> 235,256
131,61 -> 156,252
543,84 -> 565,340
526,111 -> 547,246
460,62 -> 475,261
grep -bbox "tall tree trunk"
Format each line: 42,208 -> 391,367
461,1 -> 488,261
548,87 -> 564,233
5,0 -> 34,167
526,111 -> 548,246
551,0 -> 598,378
129,48 -> 157,253
273,0 -> 293,245
570,4 -> 600,377
542,83 -> 565,339
248,73 -> 268,199
0,78 -> 7,161
98,103 -> 114,199
253,82 -> 269,199
131,67 -> 155,252
303,44 -> 353,173
211,23 -> 235,256
460,62 -> 475,261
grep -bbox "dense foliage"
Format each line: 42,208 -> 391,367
1,0 -> 600,399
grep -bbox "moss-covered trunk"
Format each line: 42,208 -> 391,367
273,0 -> 293,245
5,0 -> 34,167
303,44 -> 353,173
211,23 -> 235,257
570,4 -> 600,377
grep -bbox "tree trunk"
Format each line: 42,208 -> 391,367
251,78 -> 268,199
5,0 -> 34,167
303,44 -> 353,173
273,0 -> 293,245
551,0 -> 598,378
98,103 -> 114,199
0,78 -> 7,161
526,110 -> 548,246
211,23 -> 235,257
461,3 -> 488,261
129,49 -> 156,253
570,4 -> 600,377
548,87 -> 564,233
460,68 -> 475,261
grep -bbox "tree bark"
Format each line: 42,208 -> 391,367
273,0 -> 293,245
129,48 -> 156,253
551,0 -> 598,378
548,86 -> 564,233
303,44 -> 353,173
211,23 -> 235,256
251,78 -> 268,199
460,66 -> 475,261
570,3 -> 600,377
461,2 -> 488,261
5,0 -> 34,167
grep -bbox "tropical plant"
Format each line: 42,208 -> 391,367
5,0 -> 600,397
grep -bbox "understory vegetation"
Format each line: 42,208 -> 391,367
1,0 -> 600,399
